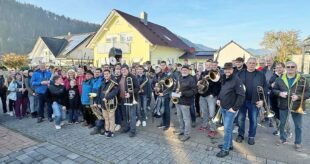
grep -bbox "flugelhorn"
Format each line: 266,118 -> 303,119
257,86 -> 275,118
197,70 -> 220,94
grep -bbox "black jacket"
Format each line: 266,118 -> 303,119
199,70 -> 221,97
96,79 -> 119,108
67,86 -> 81,109
218,74 -> 245,111
178,75 -> 196,106
0,75 -> 7,94
47,84 -> 67,106
118,73 -> 139,102
273,73 -> 310,111
238,69 -> 267,104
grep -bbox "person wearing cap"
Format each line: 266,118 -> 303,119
173,65 -> 196,141
216,62 -> 245,158
119,64 -> 139,137
81,70 -> 96,128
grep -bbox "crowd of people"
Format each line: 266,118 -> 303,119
0,56 -> 309,158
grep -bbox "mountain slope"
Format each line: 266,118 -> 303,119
0,0 -> 100,55
178,36 -> 215,51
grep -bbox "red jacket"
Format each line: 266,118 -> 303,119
76,75 -> 85,95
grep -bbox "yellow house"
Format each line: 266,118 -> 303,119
87,9 -> 190,67
214,40 -> 253,67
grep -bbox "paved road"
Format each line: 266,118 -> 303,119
0,109 -> 309,164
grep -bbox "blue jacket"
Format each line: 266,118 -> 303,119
81,78 -> 94,105
92,76 -> 104,93
31,70 -> 52,94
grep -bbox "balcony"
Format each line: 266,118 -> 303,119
97,42 -> 131,54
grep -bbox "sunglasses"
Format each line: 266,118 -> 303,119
286,66 -> 295,69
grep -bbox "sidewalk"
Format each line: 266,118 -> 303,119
1,112 -> 309,164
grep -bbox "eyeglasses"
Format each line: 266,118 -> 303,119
286,66 -> 295,69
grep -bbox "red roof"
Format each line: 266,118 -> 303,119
115,10 -> 190,51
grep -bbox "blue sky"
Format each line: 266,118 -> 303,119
17,0 -> 310,49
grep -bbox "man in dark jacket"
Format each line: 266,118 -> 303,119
48,75 -> 67,129
136,65 -> 149,127
119,64 -> 139,137
197,61 -> 221,137
93,69 -> 119,138
173,66 -> 196,142
216,62 -> 245,158
237,58 -> 267,145
273,61 -> 310,152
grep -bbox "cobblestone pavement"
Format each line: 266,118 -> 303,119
0,126 -> 104,164
0,126 -> 37,157
0,105 -> 310,164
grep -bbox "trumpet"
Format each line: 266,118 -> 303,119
257,86 -> 275,118
124,77 -> 138,106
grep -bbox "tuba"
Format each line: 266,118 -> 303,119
124,76 -> 138,106
89,93 -> 104,120
103,80 -> 118,113
257,86 -> 275,118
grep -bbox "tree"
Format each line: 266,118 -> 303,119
2,53 -> 28,69
260,30 -> 302,62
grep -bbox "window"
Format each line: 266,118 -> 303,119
120,33 -> 133,43
106,36 -> 117,43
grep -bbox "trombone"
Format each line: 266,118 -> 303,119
257,86 -> 275,118
124,76 -> 138,106
289,76 -> 307,115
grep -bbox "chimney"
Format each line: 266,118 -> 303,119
140,11 -> 148,25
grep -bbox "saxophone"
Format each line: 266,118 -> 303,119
139,76 -> 148,93
103,80 -> 118,113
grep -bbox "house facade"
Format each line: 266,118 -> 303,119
214,40 -> 253,67
87,9 -> 190,66
28,33 -> 94,66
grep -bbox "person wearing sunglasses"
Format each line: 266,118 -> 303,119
272,61 -> 310,152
